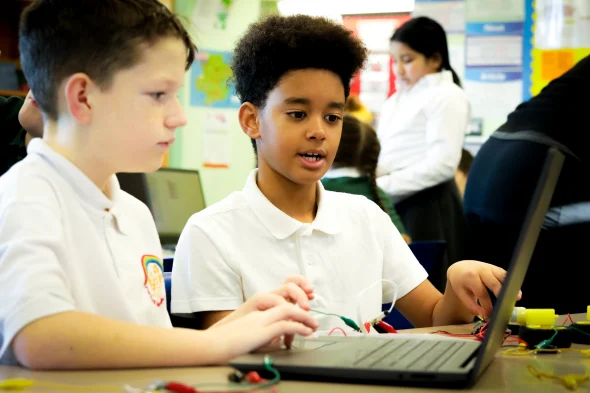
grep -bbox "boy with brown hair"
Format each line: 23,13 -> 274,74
0,0 -> 317,369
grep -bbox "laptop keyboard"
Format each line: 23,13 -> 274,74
350,339 -> 467,371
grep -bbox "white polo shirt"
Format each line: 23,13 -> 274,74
171,170 -> 427,331
0,139 -> 171,365
376,71 -> 470,203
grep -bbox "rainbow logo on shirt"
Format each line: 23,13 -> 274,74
141,255 -> 165,307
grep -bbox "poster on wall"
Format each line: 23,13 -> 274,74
413,0 -> 465,33
464,0 -> 525,138
528,0 -> 590,97
190,50 -> 240,109
413,0 -> 466,91
343,14 -> 411,122
203,110 -> 231,169
192,0 -> 234,31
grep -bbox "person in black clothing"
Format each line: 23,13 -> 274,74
0,91 -> 44,176
463,54 -> 590,314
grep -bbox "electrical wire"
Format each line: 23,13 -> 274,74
0,357 -> 281,393
528,365 -> 589,390
356,279 -> 398,335
310,309 -> 361,331
328,327 -> 347,336
191,355 -> 280,392
562,313 -> 575,326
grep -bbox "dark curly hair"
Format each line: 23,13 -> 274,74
231,15 -> 368,152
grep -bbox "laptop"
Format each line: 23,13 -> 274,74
117,168 -> 206,246
229,147 -> 565,388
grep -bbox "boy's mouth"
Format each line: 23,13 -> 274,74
298,150 -> 327,170
299,153 -> 324,162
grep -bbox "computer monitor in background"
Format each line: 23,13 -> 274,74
117,168 -> 206,246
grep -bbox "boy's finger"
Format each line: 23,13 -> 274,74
252,293 -> 287,312
263,303 -> 319,330
267,321 -> 314,340
284,333 -> 295,349
283,275 -> 315,298
467,279 -> 494,317
480,269 -> 502,298
490,265 -> 508,283
273,282 -> 311,310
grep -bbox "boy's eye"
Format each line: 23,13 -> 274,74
287,111 -> 306,120
150,92 -> 165,100
325,114 -> 342,123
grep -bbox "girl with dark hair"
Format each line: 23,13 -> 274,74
322,115 -> 410,243
376,17 -> 470,291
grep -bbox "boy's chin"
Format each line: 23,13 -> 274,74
119,159 -> 164,174
291,169 -> 328,185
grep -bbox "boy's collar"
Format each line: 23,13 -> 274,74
243,169 -> 341,240
27,139 -> 130,234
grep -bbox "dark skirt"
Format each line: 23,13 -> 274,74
463,135 -> 590,314
395,180 -> 466,292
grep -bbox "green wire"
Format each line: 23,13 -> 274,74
310,309 -> 343,318
310,309 -> 361,331
192,355 -> 280,391
568,325 -> 590,337
536,329 -> 559,350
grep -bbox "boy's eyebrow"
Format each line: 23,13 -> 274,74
328,101 -> 346,110
150,78 -> 182,89
283,97 -> 311,106
283,97 -> 345,110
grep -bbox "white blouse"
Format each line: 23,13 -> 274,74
376,71 -> 470,203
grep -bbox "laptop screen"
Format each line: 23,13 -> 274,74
145,169 -> 206,244
117,169 -> 206,245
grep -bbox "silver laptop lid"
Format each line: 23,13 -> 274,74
470,147 -> 564,381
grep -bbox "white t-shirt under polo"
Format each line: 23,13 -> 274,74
171,170 -> 427,331
0,139 -> 171,365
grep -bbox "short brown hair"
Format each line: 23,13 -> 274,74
19,0 -> 197,120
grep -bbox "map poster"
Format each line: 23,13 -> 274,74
190,50 -> 241,109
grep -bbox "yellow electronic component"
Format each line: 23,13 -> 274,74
511,307 -> 557,327
587,305 -> 589,321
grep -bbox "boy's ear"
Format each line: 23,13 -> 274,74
64,73 -> 94,125
238,102 -> 260,140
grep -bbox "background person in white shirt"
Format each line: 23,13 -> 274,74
376,17 -> 470,291
0,0 -> 318,370
172,15 -> 516,334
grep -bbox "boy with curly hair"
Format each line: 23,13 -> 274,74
172,15 -> 514,332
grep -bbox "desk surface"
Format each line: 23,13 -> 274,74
1,314 -> 588,392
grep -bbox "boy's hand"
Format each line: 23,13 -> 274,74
207,303 -> 319,362
446,261 -> 522,318
212,276 -> 315,332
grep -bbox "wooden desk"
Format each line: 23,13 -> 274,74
1,314 -> 588,392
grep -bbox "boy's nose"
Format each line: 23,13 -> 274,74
307,117 -> 327,140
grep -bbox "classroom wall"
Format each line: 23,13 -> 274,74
170,0 -> 261,205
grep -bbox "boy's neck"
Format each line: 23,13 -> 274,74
44,122 -> 114,198
256,166 -> 318,223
